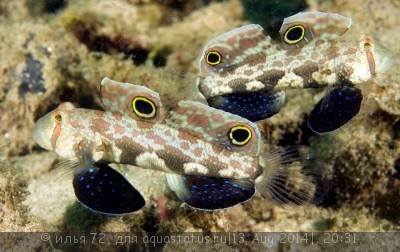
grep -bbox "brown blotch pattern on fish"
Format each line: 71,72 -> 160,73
70,119 -> 85,129
343,47 -> 357,55
230,159 -> 242,169
321,45 -> 339,60
164,129 -> 172,137
144,131 -> 167,145
311,52 -> 319,59
242,51 -> 267,68
211,114 -> 225,123
272,61 -> 284,67
293,61 -> 320,84
178,131 -> 198,144
135,120 -> 153,129
112,111 -> 123,121
94,110 -> 103,117
188,114 -> 209,127
258,69 -> 286,88
285,49 -> 302,57
156,149 -> 186,172
92,118 -> 111,131
113,124 -> 125,134
244,69 -> 254,76
193,147 -> 203,157
180,142 -> 190,151
116,136 -> 144,164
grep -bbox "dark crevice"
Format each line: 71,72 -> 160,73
27,0 -> 67,15
19,55 -> 46,98
67,21 -> 168,67
277,114 -> 316,146
130,48 -> 150,66
393,158 -> 400,180
43,0 -> 67,13
142,214 -> 160,232
240,0 -> 308,40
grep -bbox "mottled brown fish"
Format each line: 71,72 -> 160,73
198,12 -> 395,133
32,78 -> 328,215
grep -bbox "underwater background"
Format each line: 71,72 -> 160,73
0,0 -> 399,251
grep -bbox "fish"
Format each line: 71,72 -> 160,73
198,11 -> 395,134
32,77 -> 329,215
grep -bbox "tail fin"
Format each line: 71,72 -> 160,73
256,146 -> 330,208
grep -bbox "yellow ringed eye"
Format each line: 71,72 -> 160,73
206,51 -> 222,66
229,125 -> 252,146
53,112 -> 62,123
284,25 -> 305,44
132,96 -> 156,119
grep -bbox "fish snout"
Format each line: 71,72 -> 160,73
31,113 -> 55,151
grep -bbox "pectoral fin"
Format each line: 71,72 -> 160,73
73,162 -> 145,215
307,85 -> 363,134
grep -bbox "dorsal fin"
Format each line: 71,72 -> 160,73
279,11 -> 351,49
164,100 -> 260,156
199,24 -> 274,77
100,77 -> 161,123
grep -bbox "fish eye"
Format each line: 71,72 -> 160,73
206,51 -> 222,66
53,112 -> 62,123
132,96 -> 156,119
364,42 -> 372,51
284,25 -> 305,44
229,125 -> 252,146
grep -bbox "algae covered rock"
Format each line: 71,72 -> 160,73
0,2 -> 399,249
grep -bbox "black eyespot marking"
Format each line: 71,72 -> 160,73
284,25 -> 305,44
132,97 -> 156,118
206,51 -> 222,66
229,125 -> 252,146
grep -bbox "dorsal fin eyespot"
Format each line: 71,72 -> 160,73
280,22 -> 314,49
283,25 -> 306,44
131,96 -> 157,119
229,125 -> 252,146
205,50 -> 222,66
279,12 -> 351,50
100,77 -> 161,123
199,24 -> 268,77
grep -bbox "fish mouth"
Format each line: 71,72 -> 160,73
31,113 -> 54,151
373,41 -> 396,75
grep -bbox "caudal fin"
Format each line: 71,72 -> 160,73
256,146 -> 330,208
